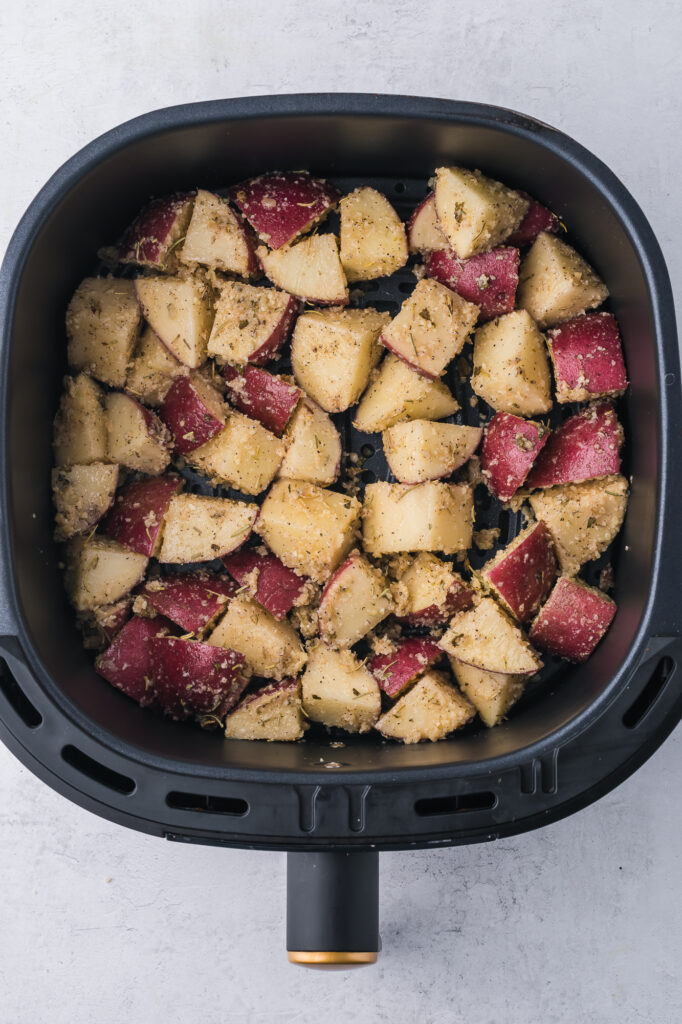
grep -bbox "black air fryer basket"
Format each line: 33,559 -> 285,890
1,95 -> 680,965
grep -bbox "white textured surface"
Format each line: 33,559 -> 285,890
0,1 -> 680,1021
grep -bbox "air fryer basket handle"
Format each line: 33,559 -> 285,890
286,851 -> 380,967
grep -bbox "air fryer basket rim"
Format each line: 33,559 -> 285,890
0,95 -> 680,808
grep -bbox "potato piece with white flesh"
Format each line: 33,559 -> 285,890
439,597 -> 541,674
224,679 -> 308,742
472,309 -> 552,415
157,494 -> 258,563
380,278 -> 478,379
277,398 -> 341,486
291,307 -> 388,412
179,189 -> 257,276
126,325 -> 188,406
53,373 -> 108,467
65,537 -> 148,612
383,420 -> 482,483
116,192 -> 194,270
407,193 -> 449,253
434,167 -> 528,259
339,186 -> 408,282
52,463 -> 119,541
517,232 -> 608,328
353,353 -> 459,433
258,235 -> 349,305
448,658 -> 527,728
362,481 -> 474,556
187,411 -> 285,495
396,552 -> 474,626
301,643 -> 380,733
135,274 -> 213,368
529,475 -> 628,575
318,552 -> 393,648
256,480 -> 361,583
208,280 -> 298,366
208,594 -> 306,680
66,277 -> 141,388
105,392 -> 171,475
376,671 -> 475,744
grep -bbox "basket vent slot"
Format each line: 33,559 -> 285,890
414,791 -> 496,817
166,791 -> 248,816
622,656 -> 675,729
61,745 -> 135,795
0,657 -> 42,728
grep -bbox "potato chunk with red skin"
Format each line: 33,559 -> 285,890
126,325 -> 188,407
135,274 -> 214,369
149,636 -> 249,721
258,235 -> 349,306
223,365 -> 300,436
207,594 -> 307,681
526,402 -> 623,489
160,372 -> 228,454
353,353 -> 459,434
383,420 -> 482,484
439,597 -> 542,675
104,474 -> 183,557
208,281 -> 299,366
52,463 -> 119,541
229,171 -> 340,250
301,643 -> 380,733
472,309 -> 552,416
95,614 -> 171,706
157,494 -> 258,564
65,536 -> 148,612
222,548 -> 309,621
339,186 -> 408,282
434,167 -> 528,259
277,398 -> 341,486
369,637 -> 443,698
376,670 -> 475,744
66,277 -> 141,389
480,412 -> 550,503
506,191 -> 560,247
480,521 -> 557,623
187,411 -> 286,496
224,678 -> 308,742
407,193 -> 448,253
179,189 -> 258,277
546,312 -> 628,403
448,657 -> 527,728
394,552 -> 474,626
53,373 -> 109,467
136,572 -> 238,636
318,552 -> 394,648
517,232 -> 608,328
117,192 -> 194,270
529,577 -> 616,662
362,481 -> 474,556
425,247 -> 519,322
105,392 -> 172,475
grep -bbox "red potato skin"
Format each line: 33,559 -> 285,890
104,474 -> 183,557
96,598 -> 133,641
247,294 -> 300,366
425,247 -> 520,321
223,365 -> 301,436
379,336 -> 438,380
229,171 -> 340,249
395,578 -> 474,627
506,191 -> 560,247
118,192 -> 194,268
480,413 -> 550,503
526,402 -> 623,489
530,577 -> 616,662
149,636 -> 249,720
138,572 -> 238,635
160,376 -> 225,454
484,521 -> 557,623
368,638 -> 444,698
95,614 -> 171,706
547,312 -> 628,399
222,548 -> 308,620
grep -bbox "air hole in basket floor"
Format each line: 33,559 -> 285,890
360,444 -> 375,459
361,469 -> 376,483
166,791 -> 248,816
61,744 -> 135,794
414,792 -> 496,817
398,280 -> 413,294
394,182 -> 406,194
622,656 -> 675,729
0,657 -> 42,728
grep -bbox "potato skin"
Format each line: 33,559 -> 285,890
481,521 -> 557,623
104,474 -> 183,557
149,637 -> 249,721
529,577 -> 616,663
480,412 -> 550,502
369,637 -> 443,698
229,171 -> 340,249
526,401 -> 623,489
425,246 -> 519,322
95,614 -> 170,705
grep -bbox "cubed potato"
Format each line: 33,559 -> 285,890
117,192 -> 194,270
339,186 -> 408,282
383,420 -> 482,483
157,494 -> 258,563
529,576 -> 616,662
291,307 -> 388,412
376,670 -> 475,743
53,373 -> 109,467
395,552 -> 473,626
529,474 -> 628,575
208,280 -> 299,365
517,232 -> 608,328
179,189 -> 257,276
407,192 -> 449,253
95,614 -> 170,705
224,678 -> 308,742
472,309 -> 552,415
223,365 -> 300,436
207,593 -> 307,680
353,353 -> 459,433
439,597 -> 541,674
104,474 -> 184,557
135,274 -> 214,368
52,463 -> 119,541
480,521 -> 557,623
277,398 -> 341,486
479,412 -> 550,502
138,571 -> 237,636
126,325 -> 188,406
159,372 -> 228,454
222,548 -> 308,620
318,552 -> 393,648
149,636 -> 249,721
229,170 -> 340,249
255,480 -> 361,583
258,235 -> 349,306
362,481 -> 474,555
187,410 -> 285,495
448,657 -> 527,728
369,637 -> 443,698
506,191 -> 560,247
301,642 -> 380,733
380,278 -> 479,379
526,402 -> 623,489
425,246 -> 519,323
66,277 -> 141,388
105,391 -> 172,475
65,536 -> 148,612
546,312 -> 628,403
434,167 -> 528,259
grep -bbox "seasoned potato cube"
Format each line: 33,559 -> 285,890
53,373 -> 108,467
224,679 -> 308,742
353,353 -> 459,433
65,536 -> 148,612
362,481 -> 474,555
339,186 -> 408,282
157,494 -> 258,563
258,234 -> 348,305
187,411 -> 285,495
434,167 -> 528,259
479,521 -> 557,623
529,576 -> 616,663
126,325 -> 188,406
448,657 -> 527,728
318,552 -> 394,648
66,277 -> 141,388
229,170 -> 340,249
517,232 -> 608,328
407,193 -> 448,253
376,670 -> 475,743
472,309 -> 552,415
135,274 -> 213,368
383,420 -> 482,483
301,642 -> 380,733
439,597 -> 541,674
207,594 -> 306,680
277,398 -> 341,486
395,552 -> 473,626
52,463 -> 119,541
179,188 -> 257,276
208,280 -> 298,366
105,392 -> 171,475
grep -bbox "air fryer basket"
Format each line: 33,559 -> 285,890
0,96 -> 680,962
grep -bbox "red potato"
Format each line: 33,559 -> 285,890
52,463 -> 119,541
425,247 -> 519,322
66,278 -> 142,389
383,420 -> 482,483
149,636 -> 249,721
134,274 -> 214,369
375,670 -> 475,743
258,235 -> 349,306
157,494 -> 259,564
526,401 -> 623,489
179,189 -> 258,277
339,186 -> 408,282
229,171 -> 340,249
89,598 -> 133,643
223,365 -> 300,436
277,397 -> 342,486
506,191 -> 560,247
95,614 -> 171,706
546,312 -> 628,403
137,572 -> 238,635
159,372 -> 228,454
407,193 -> 448,253
529,576 -> 617,663
224,678 -> 308,742
117,192 -> 195,270
369,637 -> 443,698
104,474 -> 183,557
222,548 -> 308,620
481,521 -> 557,623
317,552 -> 393,648
395,552 -> 474,626
480,412 -> 550,503
208,281 -> 299,366
126,325 -> 189,407
105,392 -> 172,475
